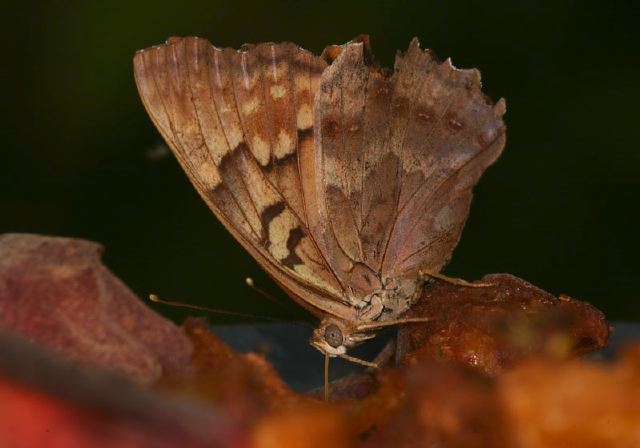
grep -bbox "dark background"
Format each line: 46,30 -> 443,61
3,1 -> 638,324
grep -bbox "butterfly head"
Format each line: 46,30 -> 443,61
310,320 -> 375,356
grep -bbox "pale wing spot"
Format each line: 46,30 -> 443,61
242,97 -> 260,115
195,160 -> 221,187
270,84 -> 286,99
274,130 -> 294,159
296,104 -> 313,130
225,125 -> 244,150
243,164 -> 282,208
201,128 -> 230,165
251,135 -> 271,166
323,172 -> 343,191
267,210 -> 297,260
294,75 -> 308,92
434,204 -> 453,232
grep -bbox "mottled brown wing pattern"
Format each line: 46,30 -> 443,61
309,38 -> 506,290
134,35 -> 507,353
133,37 -> 355,320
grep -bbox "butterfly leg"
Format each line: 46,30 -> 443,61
418,268 -> 491,288
324,352 -> 330,402
356,317 -> 432,331
323,352 -> 378,401
394,328 -> 411,367
338,353 -> 378,368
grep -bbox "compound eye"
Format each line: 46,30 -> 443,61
324,324 -> 344,348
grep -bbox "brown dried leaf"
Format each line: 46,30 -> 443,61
324,273 -> 610,402
0,233 -> 193,383
400,273 -> 610,374
1,233 -> 633,447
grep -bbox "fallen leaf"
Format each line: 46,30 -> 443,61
400,273 -> 610,374
0,233 -> 193,383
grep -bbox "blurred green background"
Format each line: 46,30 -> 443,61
3,1 -> 638,324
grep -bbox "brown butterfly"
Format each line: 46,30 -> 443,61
133,35 -> 506,364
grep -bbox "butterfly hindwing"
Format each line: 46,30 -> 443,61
310,38 -> 506,287
381,40 -> 507,277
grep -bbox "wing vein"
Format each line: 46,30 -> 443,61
324,61 -> 362,268
379,91 -> 458,269
203,48 -> 263,239
288,51 -> 348,291
259,49 -> 277,166
357,66 -> 370,237
389,127 -> 506,271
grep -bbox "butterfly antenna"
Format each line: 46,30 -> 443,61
244,278 -> 316,329
245,277 -> 286,306
149,294 -> 282,322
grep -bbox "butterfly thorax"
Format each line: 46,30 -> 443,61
311,275 -> 422,356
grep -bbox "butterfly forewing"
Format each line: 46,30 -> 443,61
134,37 -> 353,320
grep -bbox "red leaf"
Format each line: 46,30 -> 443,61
0,233 -> 192,383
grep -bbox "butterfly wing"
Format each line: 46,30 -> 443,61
133,37 -> 355,321
307,38 -> 506,290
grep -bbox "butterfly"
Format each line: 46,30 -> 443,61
134,35 -> 506,365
